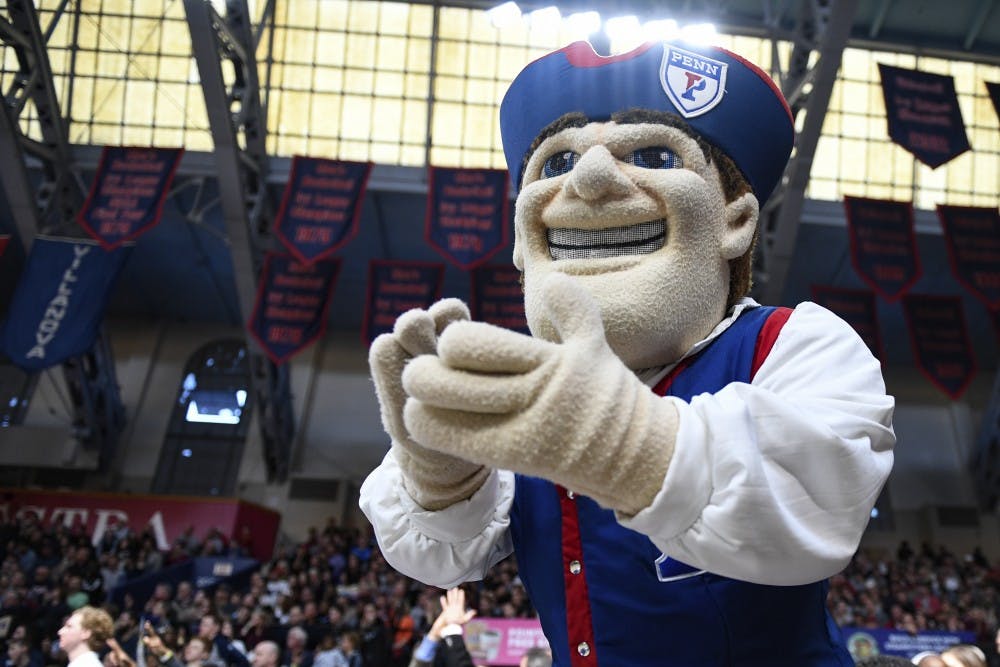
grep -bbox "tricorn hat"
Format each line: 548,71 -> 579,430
499,40 -> 794,204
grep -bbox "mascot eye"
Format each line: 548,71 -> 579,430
626,146 -> 682,170
542,151 -> 579,178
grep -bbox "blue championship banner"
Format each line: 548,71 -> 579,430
987,81 -> 1000,120
842,627 -> 975,661
902,294 -> 975,399
363,260 -> 443,345
274,156 -> 372,264
936,205 -> 1000,309
1,236 -> 130,370
878,64 -> 970,168
811,286 -> 884,362
77,146 -> 184,249
471,264 -> 529,334
247,253 -> 340,364
425,167 -> 510,270
844,196 -> 921,301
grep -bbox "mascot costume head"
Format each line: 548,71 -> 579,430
500,40 -> 793,369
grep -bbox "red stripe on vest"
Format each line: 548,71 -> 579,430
558,485 -> 597,666
751,307 -> 792,379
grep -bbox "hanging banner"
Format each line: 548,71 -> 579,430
274,156 -> 372,264
810,286 -> 884,362
844,196 -> 921,301
902,294 -> 975,399
425,167 -> 510,269
77,146 -> 184,249
471,264 -> 529,334
0,235 -> 9,259
878,64 -> 970,168
0,236 -> 130,370
842,628 -> 975,661
936,205 -> 1000,309
247,253 -> 340,364
363,260 -> 444,345
986,81 -> 1000,120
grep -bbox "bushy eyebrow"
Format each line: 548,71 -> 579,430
520,112 -> 589,187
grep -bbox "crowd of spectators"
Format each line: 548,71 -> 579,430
2,509 -> 1000,667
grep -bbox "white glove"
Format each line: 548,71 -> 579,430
402,273 -> 677,516
369,299 -> 490,510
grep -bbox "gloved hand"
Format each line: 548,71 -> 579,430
369,299 -> 490,511
402,273 -> 677,516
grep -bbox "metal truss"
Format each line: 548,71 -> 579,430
0,0 -> 124,469
183,0 -> 295,483
753,0 -> 860,304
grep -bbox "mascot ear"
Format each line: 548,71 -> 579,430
719,192 -> 759,260
512,225 -> 525,270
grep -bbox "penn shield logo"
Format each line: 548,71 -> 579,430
660,44 -> 728,118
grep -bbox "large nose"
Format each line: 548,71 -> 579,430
565,145 -> 633,201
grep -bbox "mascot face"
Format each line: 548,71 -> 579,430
513,119 -> 759,369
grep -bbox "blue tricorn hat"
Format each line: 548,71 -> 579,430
499,40 -> 794,204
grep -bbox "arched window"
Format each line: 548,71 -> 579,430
152,339 -> 252,496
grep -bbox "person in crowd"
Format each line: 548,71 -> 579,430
249,643 -> 279,667
408,588 -> 475,667
5,638 -> 42,667
915,654 -> 949,667
518,648 -> 550,667
198,614 -> 249,667
57,606 -> 115,667
359,604 -> 388,667
336,635 -> 361,667
280,627 -> 312,667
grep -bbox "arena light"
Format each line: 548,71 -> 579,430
528,6 -> 561,33
642,18 -> 679,42
565,11 -> 601,40
604,15 -> 642,54
487,1 -> 522,29
680,22 -> 718,44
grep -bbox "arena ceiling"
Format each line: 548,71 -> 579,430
0,0 -> 998,386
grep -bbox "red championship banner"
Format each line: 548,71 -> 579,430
878,64 -> 970,168
247,253 -> 340,364
936,205 -> 1000,309
471,264 -> 529,334
0,488 -> 279,561
811,286 -> 884,362
844,196 -> 921,301
77,146 -> 184,249
363,260 -> 443,345
425,167 -> 510,270
902,294 -> 976,399
274,156 -> 372,264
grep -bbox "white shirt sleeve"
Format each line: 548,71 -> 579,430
359,450 -> 516,588
620,301 -> 895,586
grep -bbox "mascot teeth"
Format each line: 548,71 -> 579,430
547,219 -> 666,260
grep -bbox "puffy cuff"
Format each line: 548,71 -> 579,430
617,397 -> 711,543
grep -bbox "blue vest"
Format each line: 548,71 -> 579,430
509,306 -> 853,667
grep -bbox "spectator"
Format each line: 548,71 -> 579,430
57,606 -> 114,667
359,604 -> 388,667
518,648 -> 551,667
336,635 -> 361,667
250,643 -> 279,667
408,588 -> 475,667
280,627 -> 312,667
199,614 -> 249,667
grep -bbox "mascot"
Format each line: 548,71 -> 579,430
360,39 -> 895,666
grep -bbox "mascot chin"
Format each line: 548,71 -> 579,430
360,39 -> 894,666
